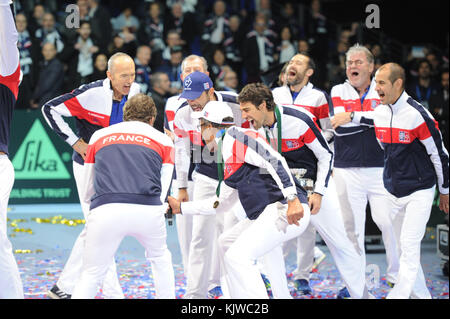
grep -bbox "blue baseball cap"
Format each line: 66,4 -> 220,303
179,71 -> 213,100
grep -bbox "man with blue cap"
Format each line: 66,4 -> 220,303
173,71 -> 243,298
168,100 -> 311,298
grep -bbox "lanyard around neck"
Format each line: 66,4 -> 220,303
215,130 -> 226,198
360,85 -> 370,104
265,105 -> 282,154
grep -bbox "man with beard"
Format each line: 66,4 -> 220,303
272,53 -> 333,143
167,101 -> 311,299
272,53 -> 332,294
238,83 -> 368,299
329,44 -> 399,298
164,55 -> 209,289
173,71 -> 243,298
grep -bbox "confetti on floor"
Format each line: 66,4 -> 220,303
8,213 -> 449,299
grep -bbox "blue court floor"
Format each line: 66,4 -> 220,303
6,204 -> 449,299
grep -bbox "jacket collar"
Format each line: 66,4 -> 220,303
389,90 -> 408,110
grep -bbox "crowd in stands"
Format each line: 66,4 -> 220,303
13,0 -> 449,148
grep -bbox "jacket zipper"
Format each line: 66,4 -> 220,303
388,105 -> 395,190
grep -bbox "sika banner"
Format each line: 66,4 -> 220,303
8,110 -> 78,204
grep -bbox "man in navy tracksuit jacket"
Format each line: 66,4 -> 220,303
332,63 -> 449,299
330,45 -> 399,295
42,52 -> 140,299
72,94 -> 175,298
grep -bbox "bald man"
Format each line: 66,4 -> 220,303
42,52 -> 141,299
332,63 -> 449,298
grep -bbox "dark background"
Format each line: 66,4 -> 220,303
322,0 -> 448,49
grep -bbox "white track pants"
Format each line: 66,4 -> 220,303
185,172 -> 222,298
0,155 -> 24,299
387,187 -> 435,299
219,202 -> 311,299
56,161 -> 123,298
171,180 -> 194,276
291,224 -> 317,280
276,177 -> 368,298
72,203 -> 175,299
334,167 -> 399,284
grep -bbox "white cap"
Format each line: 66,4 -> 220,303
192,101 -> 235,125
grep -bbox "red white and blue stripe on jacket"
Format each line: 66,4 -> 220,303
222,126 -> 307,220
41,78 -> 140,164
263,105 -> 333,196
83,121 -> 174,209
354,91 -> 449,198
0,1 -> 21,155
330,79 -> 384,168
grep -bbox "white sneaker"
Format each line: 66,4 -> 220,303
312,247 -> 326,271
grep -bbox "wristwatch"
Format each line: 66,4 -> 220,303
286,194 -> 297,202
350,111 -> 355,121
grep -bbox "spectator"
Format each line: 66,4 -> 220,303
305,0 -> 330,89
338,29 -> 352,46
31,42 -> 64,108
34,12 -> 65,54
277,25 -> 296,64
61,0 -> 91,44
15,13 -> 34,110
243,13 -> 277,83
256,0 -> 279,35
149,72 -> 171,132
297,38 -> 310,54
77,0 -> 91,23
137,2 -> 165,69
328,40 -> 349,89
88,53 -> 108,82
111,7 -> 140,34
157,46 -> 183,95
134,45 -> 153,94
371,43 -> 386,72
217,67 -> 239,92
280,2 -> 304,41
407,58 -> 441,110
426,51 -> 442,81
161,29 -> 183,62
27,3 -> 45,36
107,32 -> 137,58
210,47 -> 229,85
166,0 -> 198,13
87,0 -> 112,52
201,0 -> 231,63
223,14 -> 245,81
60,21 -> 100,89
429,69 -> 449,148
164,1 -> 196,53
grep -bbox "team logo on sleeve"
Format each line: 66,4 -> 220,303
371,100 -> 379,109
285,140 -> 300,150
399,131 -> 410,143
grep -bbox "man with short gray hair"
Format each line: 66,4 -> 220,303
329,44 -> 399,298
72,93 -> 175,298
42,52 -> 140,299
